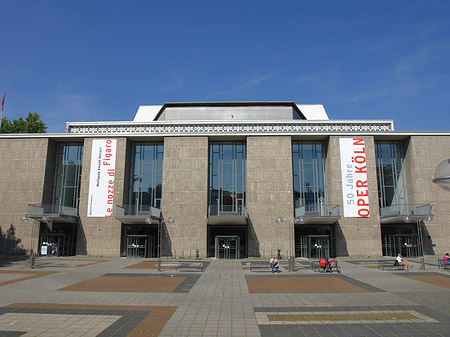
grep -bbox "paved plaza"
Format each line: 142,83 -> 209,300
1,256 -> 450,336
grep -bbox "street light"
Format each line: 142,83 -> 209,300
276,216 -> 297,272
433,159 -> 450,191
21,214 -> 49,269
147,215 -> 174,272
430,159 -> 450,269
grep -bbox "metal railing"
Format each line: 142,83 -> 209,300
379,204 -> 434,218
115,205 -> 161,219
295,204 -> 340,217
27,204 -> 78,217
208,205 -> 247,218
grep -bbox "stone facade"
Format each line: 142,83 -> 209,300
161,137 -> 208,258
0,131 -> 449,259
327,136 -> 382,257
77,137 -> 127,257
246,136 -> 294,258
0,138 -> 49,255
404,136 -> 450,256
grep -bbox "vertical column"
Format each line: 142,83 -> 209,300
161,137 -> 208,258
0,138 -> 49,254
246,136 -> 293,258
327,136 -> 382,257
78,137 -> 127,257
404,136 -> 450,256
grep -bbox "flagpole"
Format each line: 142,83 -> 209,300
0,91 -> 5,132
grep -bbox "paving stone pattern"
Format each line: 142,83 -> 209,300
0,256 -> 450,336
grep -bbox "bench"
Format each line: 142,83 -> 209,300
377,260 -> 404,271
176,261 -> 204,272
312,260 -> 341,273
250,261 -> 272,272
437,259 -> 450,270
311,261 -> 320,272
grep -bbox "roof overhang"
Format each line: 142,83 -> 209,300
153,101 -> 306,121
294,216 -> 341,225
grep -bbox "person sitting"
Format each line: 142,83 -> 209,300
395,253 -> 410,271
270,255 -> 280,273
270,255 -> 275,272
443,253 -> 450,265
319,258 -> 329,272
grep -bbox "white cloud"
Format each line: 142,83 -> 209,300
207,74 -> 273,98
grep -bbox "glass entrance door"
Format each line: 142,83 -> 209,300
126,235 -> 154,258
215,235 -> 240,259
382,234 -> 419,258
398,235 -> 418,257
298,235 -> 330,259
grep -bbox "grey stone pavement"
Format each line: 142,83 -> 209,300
0,256 -> 450,336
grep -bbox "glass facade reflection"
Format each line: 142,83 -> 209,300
129,142 -> 164,212
375,141 -> 407,208
209,141 -> 246,215
292,141 -> 327,211
52,143 -> 83,210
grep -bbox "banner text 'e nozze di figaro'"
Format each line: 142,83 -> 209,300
88,139 -> 117,217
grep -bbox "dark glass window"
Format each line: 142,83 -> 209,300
375,141 -> 407,208
129,142 -> 164,212
52,143 -> 83,210
292,141 -> 327,211
209,141 -> 246,215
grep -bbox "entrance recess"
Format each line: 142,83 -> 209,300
38,223 -> 77,256
298,235 -> 330,259
122,224 -> 157,258
126,235 -> 155,258
215,235 -> 240,259
382,234 -> 419,257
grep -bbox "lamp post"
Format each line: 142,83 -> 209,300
431,159 -> 450,268
147,216 -> 174,272
433,159 -> 450,191
276,216 -> 297,272
21,215 -> 49,269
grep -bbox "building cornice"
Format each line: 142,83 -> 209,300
65,120 -> 394,135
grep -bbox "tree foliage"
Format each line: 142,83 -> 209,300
0,112 -> 47,133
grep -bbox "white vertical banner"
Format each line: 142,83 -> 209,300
88,139 -> 117,217
339,138 -> 370,218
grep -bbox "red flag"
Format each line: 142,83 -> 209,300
1,92 -> 4,112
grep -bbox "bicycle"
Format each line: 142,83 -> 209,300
319,258 -> 341,273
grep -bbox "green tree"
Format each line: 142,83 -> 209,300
0,112 -> 47,133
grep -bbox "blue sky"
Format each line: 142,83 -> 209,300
1,0 -> 449,132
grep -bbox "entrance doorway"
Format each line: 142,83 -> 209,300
126,235 -> 155,258
295,224 -> 334,258
215,235 -> 239,259
38,223 -> 77,256
207,225 -> 247,258
381,224 -> 419,258
121,224 -> 157,258
382,234 -> 419,257
298,235 -> 330,259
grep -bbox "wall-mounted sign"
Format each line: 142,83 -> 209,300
339,138 -> 370,218
88,139 -> 117,217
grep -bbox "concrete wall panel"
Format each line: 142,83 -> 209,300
77,138 -> 126,257
247,136 -> 294,258
404,136 -> 450,256
327,136 -> 382,257
0,138 -> 49,255
161,137 -> 208,257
